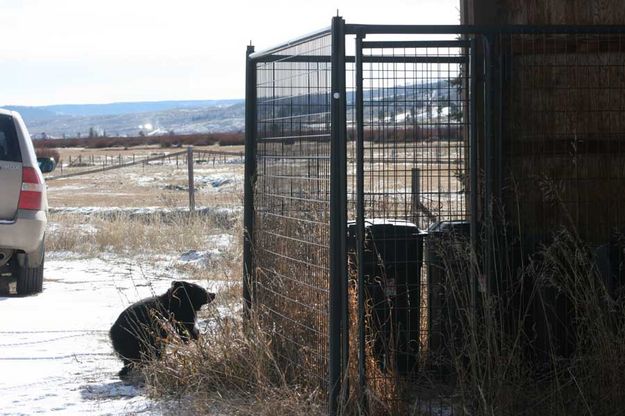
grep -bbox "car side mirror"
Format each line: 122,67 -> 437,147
37,157 -> 56,173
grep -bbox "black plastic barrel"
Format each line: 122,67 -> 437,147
348,219 -> 425,375
425,220 -> 470,373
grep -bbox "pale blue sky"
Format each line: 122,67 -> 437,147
1,0 -> 459,106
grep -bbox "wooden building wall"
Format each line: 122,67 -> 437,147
463,0 -> 625,246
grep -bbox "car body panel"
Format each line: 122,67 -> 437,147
0,109 -> 47,256
0,209 -> 47,254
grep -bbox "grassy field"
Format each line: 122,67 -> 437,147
45,145 -> 243,208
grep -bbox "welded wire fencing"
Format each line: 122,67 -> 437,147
246,31 -> 334,388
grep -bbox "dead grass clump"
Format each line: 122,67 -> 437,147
428,223 -> 625,416
142,308 -> 325,415
339,211 -> 625,415
529,230 -> 625,414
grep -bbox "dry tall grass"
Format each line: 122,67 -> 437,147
337,203 -> 625,415
420,218 -> 625,415
47,209 -> 241,280
142,306 -> 326,416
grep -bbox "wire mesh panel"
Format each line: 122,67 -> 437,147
252,32 -> 333,387
346,39 -> 471,413
358,42 -> 468,227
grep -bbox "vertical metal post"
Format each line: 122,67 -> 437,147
411,168 -> 421,227
243,45 -> 257,319
355,32 -> 367,413
470,36 -> 479,307
496,39 -> 504,204
330,15 -> 346,416
187,146 -> 195,212
483,34 -> 494,293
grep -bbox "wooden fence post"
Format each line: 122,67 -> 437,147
187,146 -> 195,212
411,168 -> 420,227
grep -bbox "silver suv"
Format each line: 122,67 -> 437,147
0,109 -> 48,295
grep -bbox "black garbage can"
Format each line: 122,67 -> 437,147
425,220 -> 470,373
348,219 -> 425,375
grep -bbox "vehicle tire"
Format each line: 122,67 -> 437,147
16,248 -> 44,295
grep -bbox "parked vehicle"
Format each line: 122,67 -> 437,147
0,109 -> 48,295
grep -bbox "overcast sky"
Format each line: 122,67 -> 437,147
1,0 -> 459,106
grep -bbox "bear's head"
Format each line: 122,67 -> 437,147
169,281 -> 215,311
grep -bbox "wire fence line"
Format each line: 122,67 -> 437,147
46,148 -> 244,181
44,147 -> 245,212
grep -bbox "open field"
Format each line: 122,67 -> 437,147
45,145 -> 244,209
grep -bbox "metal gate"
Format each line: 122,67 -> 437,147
347,34 -> 474,414
244,19 -> 476,413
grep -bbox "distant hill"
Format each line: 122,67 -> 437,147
2,79 -> 459,139
2,99 -> 245,138
41,99 -> 243,117
5,99 -> 242,120
4,106 -> 59,122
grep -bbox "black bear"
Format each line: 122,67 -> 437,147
109,280 -> 215,377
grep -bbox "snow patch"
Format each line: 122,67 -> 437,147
177,234 -> 234,266
196,173 -> 241,189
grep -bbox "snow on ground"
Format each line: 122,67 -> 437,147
0,254 -> 225,416
195,173 -> 241,190
49,205 -> 241,218
178,234 -> 233,267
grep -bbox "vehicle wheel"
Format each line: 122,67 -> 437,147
16,249 -> 44,295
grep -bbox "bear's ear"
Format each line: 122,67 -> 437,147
168,283 -> 184,308
171,281 -> 184,288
